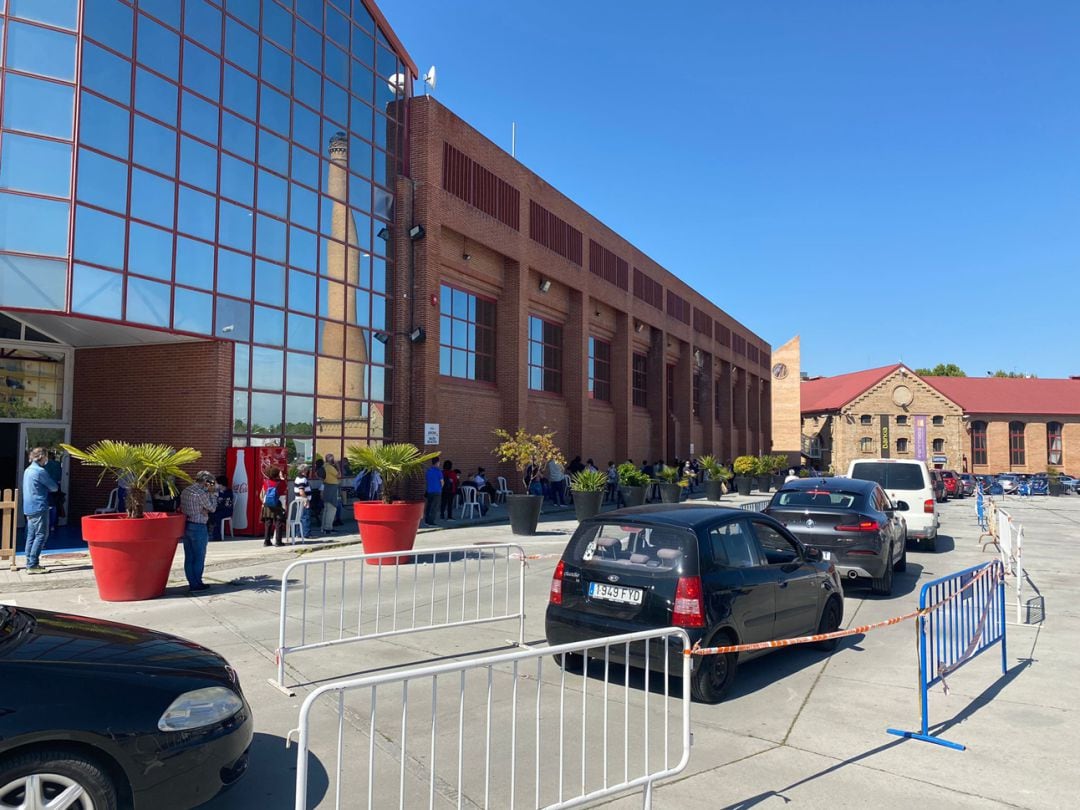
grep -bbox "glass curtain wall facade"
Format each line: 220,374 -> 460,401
0,0 -> 409,460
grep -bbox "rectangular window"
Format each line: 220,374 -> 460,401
971,421 -> 987,466
438,283 -> 495,383
932,415 -> 944,426
896,438 -> 909,453
528,316 -> 562,394
1009,422 -> 1025,466
588,337 -> 611,402
714,378 -> 723,422
632,352 -> 648,408
692,373 -> 703,420
1047,422 -> 1062,466
895,415 -> 908,425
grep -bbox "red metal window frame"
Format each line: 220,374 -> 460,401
439,282 -> 495,383
588,336 -> 611,402
1047,421 -> 1063,465
971,421 -> 987,466
692,372 -> 702,420
632,352 -> 648,408
587,240 -> 628,291
442,142 -> 519,230
713,378 -> 722,422
1009,421 -> 1025,466
528,315 -> 562,395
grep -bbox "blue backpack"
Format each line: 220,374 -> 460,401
263,484 -> 280,508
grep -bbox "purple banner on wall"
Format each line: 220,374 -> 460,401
914,415 -> 927,461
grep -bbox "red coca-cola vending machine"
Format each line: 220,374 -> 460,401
226,445 -> 289,535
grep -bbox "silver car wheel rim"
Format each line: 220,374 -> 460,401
0,772 -> 94,810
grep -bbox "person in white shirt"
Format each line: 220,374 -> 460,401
547,459 -> 567,506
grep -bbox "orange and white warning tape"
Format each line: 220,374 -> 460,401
688,564 -> 1001,657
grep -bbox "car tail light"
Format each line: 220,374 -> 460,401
924,499 -> 935,514
672,576 -> 705,628
835,520 -> 880,532
549,560 -> 564,606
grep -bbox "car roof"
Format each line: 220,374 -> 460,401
588,504 -> 753,532
777,476 -> 876,492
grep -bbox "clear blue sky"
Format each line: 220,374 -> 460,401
388,1 -> 1080,379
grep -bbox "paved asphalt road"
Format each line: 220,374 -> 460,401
2,492 -> 1074,809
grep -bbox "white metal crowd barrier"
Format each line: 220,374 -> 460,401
275,544 -> 526,690
996,507 -> 1026,623
291,627 -> 692,809
739,499 -> 771,513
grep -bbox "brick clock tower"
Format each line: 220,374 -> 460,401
770,336 -> 802,466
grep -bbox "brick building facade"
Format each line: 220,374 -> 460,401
390,98 -> 772,482
797,364 -> 1080,476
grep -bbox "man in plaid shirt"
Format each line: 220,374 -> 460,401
180,471 -> 219,592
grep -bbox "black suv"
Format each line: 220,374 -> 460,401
545,505 -> 844,703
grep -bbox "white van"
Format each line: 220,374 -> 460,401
846,459 -> 939,551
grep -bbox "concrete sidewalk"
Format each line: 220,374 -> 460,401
2,492 -> 1071,808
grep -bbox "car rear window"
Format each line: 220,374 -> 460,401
849,462 -> 925,490
570,523 -> 698,575
772,489 -> 861,509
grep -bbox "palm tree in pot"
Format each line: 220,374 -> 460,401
569,469 -> 607,521
492,428 -> 566,535
655,464 -> 686,503
617,462 -> 651,507
346,442 -> 438,564
61,440 -> 201,601
732,456 -> 755,496
698,454 -> 733,501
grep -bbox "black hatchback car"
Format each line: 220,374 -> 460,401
545,505 -> 843,703
763,478 -> 908,596
0,605 -> 252,810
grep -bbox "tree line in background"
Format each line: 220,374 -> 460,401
913,363 -> 1037,378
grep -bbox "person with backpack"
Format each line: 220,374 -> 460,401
440,460 -> 459,520
261,468 -> 286,546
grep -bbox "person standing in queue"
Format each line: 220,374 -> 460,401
22,447 -> 58,574
260,468 -> 286,547
180,471 -> 219,592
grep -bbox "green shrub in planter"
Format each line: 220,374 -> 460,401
732,455 -> 755,496
617,462 -> 650,506
570,469 -> 607,520
698,455 -> 732,501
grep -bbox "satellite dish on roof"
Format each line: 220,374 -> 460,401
424,65 -> 437,95
387,72 -> 407,96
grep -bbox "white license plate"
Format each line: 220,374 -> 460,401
588,582 -> 644,605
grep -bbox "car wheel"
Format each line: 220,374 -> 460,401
552,651 -> 584,672
814,597 -> 843,652
0,749 -> 118,810
690,632 -> 738,704
893,536 -> 907,572
871,555 -> 894,596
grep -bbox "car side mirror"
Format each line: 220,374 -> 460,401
895,500 -> 910,512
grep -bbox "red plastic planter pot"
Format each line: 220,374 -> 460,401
81,512 -> 186,601
352,501 -> 423,565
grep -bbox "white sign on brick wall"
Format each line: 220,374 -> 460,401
424,423 -> 440,445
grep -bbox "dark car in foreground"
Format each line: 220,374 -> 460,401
763,477 -> 907,596
545,505 -> 843,703
0,605 -> 252,810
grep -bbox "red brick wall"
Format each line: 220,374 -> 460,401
69,341 -> 233,517
968,415 -> 1080,476
399,97 -> 771,477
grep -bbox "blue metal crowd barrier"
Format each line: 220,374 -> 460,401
887,560 -> 1006,751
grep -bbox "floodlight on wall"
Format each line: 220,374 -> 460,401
373,328 -> 426,345
409,327 -> 426,343
377,226 -> 391,240
373,331 -> 390,345
634,320 -> 645,333
693,349 -> 704,368
409,224 -> 425,240
538,278 -> 552,293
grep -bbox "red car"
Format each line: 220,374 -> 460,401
940,470 -> 963,499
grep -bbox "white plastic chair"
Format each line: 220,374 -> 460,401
220,516 -> 234,539
286,499 -> 304,544
458,486 -> 482,520
94,488 -> 119,514
495,476 -> 512,504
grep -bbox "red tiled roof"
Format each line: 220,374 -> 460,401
922,377 -> 1080,416
800,364 -> 902,413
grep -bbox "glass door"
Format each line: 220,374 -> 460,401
18,424 -> 70,528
